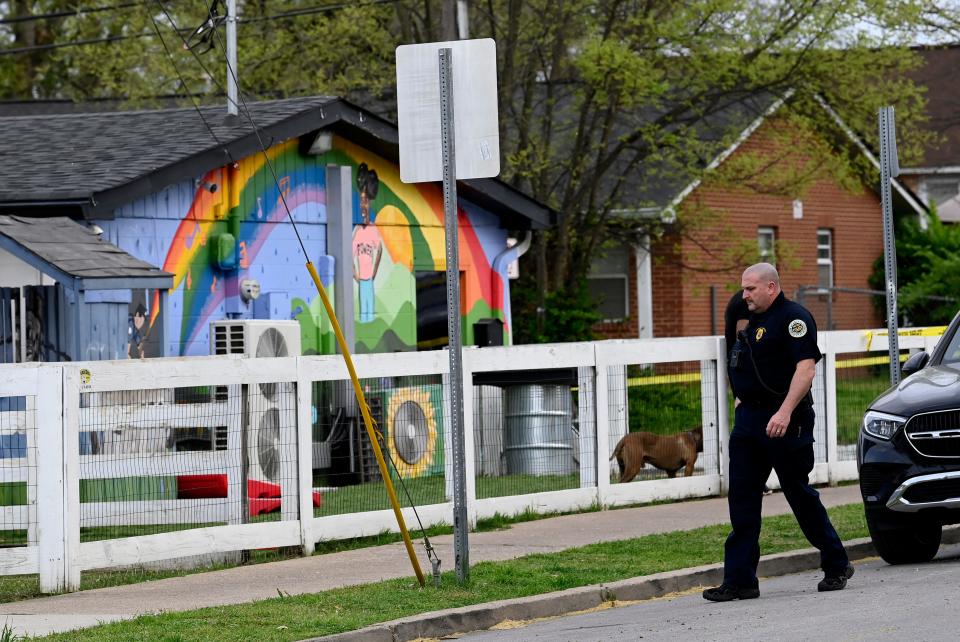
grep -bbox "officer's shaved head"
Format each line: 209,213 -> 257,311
741,263 -> 782,313
743,262 -> 780,286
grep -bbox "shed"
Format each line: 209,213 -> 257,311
0,216 -> 173,362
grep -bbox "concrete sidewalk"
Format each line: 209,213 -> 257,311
0,485 -> 863,638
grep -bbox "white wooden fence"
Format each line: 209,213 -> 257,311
0,328 -> 943,593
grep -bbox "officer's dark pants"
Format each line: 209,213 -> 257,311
723,404 -> 849,589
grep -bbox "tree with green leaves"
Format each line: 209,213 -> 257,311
0,1 -> 398,102
870,207 -> 960,326
2,0 -> 954,341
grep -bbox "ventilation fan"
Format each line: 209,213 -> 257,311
256,408 -> 281,481
254,328 -> 289,400
246,379 -> 296,484
208,321 -> 300,491
385,386 -> 445,479
393,401 -> 429,465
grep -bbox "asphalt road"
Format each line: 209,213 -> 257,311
458,544 -> 960,641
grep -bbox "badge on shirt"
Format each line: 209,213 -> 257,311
789,319 -> 808,338
755,327 -> 766,341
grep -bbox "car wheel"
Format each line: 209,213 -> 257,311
867,516 -> 941,565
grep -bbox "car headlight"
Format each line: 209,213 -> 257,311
862,410 -> 907,440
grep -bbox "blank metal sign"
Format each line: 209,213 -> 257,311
395,38 -> 500,184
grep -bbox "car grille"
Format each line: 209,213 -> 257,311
905,410 -> 960,458
902,477 -> 960,504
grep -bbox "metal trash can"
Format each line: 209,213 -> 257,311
474,385 -> 504,476
503,384 -> 575,476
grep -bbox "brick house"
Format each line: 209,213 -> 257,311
590,95 -> 928,339
896,45 -> 960,222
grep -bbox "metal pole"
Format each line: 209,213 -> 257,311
826,291 -> 833,331
457,0 -> 469,39
226,0 -> 238,116
439,47 -> 469,583
709,285 -> 716,336
878,106 -> 900,386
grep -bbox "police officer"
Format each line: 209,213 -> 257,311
703,263 -> 853,602
723,289 -> 750,354
724,290 -> 772,496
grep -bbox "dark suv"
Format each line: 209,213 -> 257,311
858,309 -> 960,564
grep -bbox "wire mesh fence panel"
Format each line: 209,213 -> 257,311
698,360 -> 720,476
311,375 -> 447,517
576,366 -> 598,488
474,369 -> 584,500
811,360 -> 828,464
609,361 -> 708,484
0,395 -> 35,548
835,351 -> 903,459
77,381 -> 297,543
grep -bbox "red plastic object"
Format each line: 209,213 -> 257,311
176,474 -> 228,498
248,479 -> 281,498
176,474 -> 322,516
249,497 -> 282,515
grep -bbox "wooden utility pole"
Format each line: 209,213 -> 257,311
441,0 -> 457,40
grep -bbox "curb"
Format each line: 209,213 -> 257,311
304,526 -> 960,642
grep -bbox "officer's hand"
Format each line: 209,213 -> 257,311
766,410 -> 790,438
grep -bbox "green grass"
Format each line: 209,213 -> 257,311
316,473 -> 584,516
836,370 -> 891,444
627,381 -> 702,435
35,502 -> 868,642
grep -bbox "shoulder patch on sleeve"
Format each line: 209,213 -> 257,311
788,319 -> 808,338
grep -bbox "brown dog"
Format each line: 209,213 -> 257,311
610,427 -> 704,482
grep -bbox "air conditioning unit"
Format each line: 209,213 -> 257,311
210,319 -> 302,359
383,385 -> 445,480
209,320 -> 301,486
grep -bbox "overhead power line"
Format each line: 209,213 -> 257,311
0,32 -> 152,55
0,1 -> 143,25
0,0 -> 399,57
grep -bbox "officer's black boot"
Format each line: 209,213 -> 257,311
702,584 -> 760,602
817,564 -> 854,591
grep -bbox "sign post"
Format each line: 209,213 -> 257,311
437,46 -> 469,583
878,106 -> 901,386
396,38 -> 499,584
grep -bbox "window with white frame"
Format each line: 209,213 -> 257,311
757,226 -> 776,265
588,245 -> 630,322
817,229 -> 833,292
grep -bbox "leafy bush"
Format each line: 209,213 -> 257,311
869,209 -> 960,326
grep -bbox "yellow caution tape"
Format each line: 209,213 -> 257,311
835,354 -> 907,369
627,372 -> 702,387
623,326 -> 947,386
864,326 -> 946,351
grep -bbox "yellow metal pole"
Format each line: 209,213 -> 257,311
305,261 -> 426,588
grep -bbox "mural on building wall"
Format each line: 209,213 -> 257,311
120,136 -> 512,357
352,163 -> 383,323
333,137 -> 513,354
127,290 -> 163,359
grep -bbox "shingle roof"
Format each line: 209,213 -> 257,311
0,215 -> 173,290
0,96 -> 336,206
0,96 -> 555,229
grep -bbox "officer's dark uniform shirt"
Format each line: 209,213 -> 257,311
724,291 -> 750,360
728,291 -> 821,420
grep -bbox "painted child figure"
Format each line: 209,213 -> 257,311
352,163 -> 383,323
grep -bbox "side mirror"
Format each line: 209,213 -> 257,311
902,351 -> 929,377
